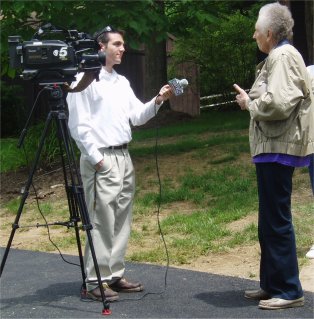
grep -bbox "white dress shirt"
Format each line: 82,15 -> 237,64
67,68 -> 162,165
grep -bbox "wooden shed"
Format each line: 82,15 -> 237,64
116,34 -> 200,117
166,34 -> 200,117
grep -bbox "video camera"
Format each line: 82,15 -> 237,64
8,23 -> 105,84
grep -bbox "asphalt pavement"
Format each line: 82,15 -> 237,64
0,248 -> 313,318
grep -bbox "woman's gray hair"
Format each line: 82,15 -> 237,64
257,2 -> 294,42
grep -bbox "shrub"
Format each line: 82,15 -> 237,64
1,81 -> 26,137
169,10 -> 257,96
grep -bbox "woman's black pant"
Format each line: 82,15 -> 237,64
255,162 -> 303,300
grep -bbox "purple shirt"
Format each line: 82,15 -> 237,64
253,154 -> 310,167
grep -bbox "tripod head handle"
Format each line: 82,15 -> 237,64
63,70 -> 99,93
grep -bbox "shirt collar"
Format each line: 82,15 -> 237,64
99,67 -> 118,82
268,39 -> 290,56
275,39 -> 290,48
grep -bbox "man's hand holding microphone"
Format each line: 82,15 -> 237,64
156,84 -> 173,104
156,77 -> 189,104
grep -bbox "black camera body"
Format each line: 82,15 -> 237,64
8,26 -> 105,84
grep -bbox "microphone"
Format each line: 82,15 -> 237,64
168,78 -> 189,96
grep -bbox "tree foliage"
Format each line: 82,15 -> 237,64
1,0 -> 260,87
167,3 -> 259,95
165,0 -> 223,36
1,0 -> 170,76
1,0 -> 171,137
1,0 -> 262,138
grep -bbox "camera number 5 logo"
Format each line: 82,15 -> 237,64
53,47 -> 68,59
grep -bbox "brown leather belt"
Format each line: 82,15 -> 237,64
108,144 -> 128,150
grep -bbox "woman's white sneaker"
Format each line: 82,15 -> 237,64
258,297 -> 304,310
306,245 -> 314,258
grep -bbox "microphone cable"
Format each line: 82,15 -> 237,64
116,95 -> 170,303
21,145 -> 81,269
152,97 -> 170,292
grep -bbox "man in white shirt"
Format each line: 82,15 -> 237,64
67,26 -> 172,302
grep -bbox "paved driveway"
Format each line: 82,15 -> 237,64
0,248 -> 313,318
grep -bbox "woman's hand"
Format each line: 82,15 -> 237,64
233,84 -> 250,110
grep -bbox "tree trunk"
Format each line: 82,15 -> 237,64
143,0 -> 167,101
280,0 -> 313,65
305,0 -> 314,64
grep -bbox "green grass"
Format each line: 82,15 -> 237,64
1,110 -> 313,270
2,197 -> 22,215
0,122 -> 80,173
0,111 -> 249,173
132,110 -> 249,141
0,139 -> 25,172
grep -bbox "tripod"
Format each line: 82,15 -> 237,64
0,84 -> 111,315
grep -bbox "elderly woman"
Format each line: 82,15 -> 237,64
234,2 -> 314,310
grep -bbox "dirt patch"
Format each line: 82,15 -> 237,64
1,141 -> 313,292
174,243 -> 260,279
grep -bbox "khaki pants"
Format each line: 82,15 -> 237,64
80,148 -> 135,291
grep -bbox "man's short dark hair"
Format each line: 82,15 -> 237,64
94,26 -> 125,44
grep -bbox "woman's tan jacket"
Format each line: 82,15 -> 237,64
247,44 -> 314,157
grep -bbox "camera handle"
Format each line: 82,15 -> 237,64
0,85 -> 111,315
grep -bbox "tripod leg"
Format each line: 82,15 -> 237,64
54,114 -> 86,286
56,113 -> 111,313
0,113 -> 53,277
2,85 -> 111,315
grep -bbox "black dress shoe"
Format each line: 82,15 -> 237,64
109,277 -> 144,292
83,283 -> 119,302
244,289 -> 270,300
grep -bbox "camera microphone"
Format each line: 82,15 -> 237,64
168,78 -> 189,96
64,51 -> 106,93
80,51 -> 106,69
